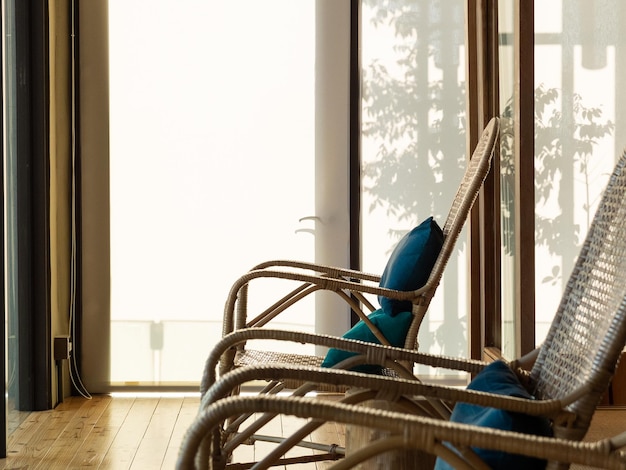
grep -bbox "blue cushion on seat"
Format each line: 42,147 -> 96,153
378,217 -> 444,316
434,360 -> 553,470
321,309 -> 413,374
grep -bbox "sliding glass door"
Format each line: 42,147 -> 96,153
360,0 -> 469,382
80,0 -> 354,390
108,0 -> 319,387
532,0 -> 622,345
494,0 -> 625,360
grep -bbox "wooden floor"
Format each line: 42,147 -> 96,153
0,394 -> 345,470
0,394 -> 200,470
0,395 -> 622,469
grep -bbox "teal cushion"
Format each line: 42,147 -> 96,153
378,217 -> 444,316
321,309 -> 413,374
434,360 -> 553,470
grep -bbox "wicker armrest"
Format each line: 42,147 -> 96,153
203,328 -> 487,394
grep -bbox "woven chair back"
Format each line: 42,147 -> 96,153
404,117 -> 499,348
531,150 -> 626,440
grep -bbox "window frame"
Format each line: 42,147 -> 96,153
466,0 -> 535,361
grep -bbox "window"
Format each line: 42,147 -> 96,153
533,0 -> 621,344
80,0 -> 357,391
360,0 -> 470,380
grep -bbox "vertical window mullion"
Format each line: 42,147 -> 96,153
467,0 -> 502,361
513,0 -> 535,356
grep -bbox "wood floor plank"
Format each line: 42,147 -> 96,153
33,395 -> 111,470
4,409 -> 54,458
99,397 -> 159,469
7,405 -> 33,438
1,409 -> 55,470
1,397 -> 85,470
67,396 -> 136,468
161,396 -> 200,469
128,398 -> 184,470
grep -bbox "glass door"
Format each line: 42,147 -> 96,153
360,0 -> 469,383
79,0 -> 354,390
107,0 -> 318,386
494,0 -> 623,360
533,0 -> 621,346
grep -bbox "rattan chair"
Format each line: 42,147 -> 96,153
180,118 -> 497,468
178,149 -> 626,469
181,392 -> 626,469
216,117 -> 499,391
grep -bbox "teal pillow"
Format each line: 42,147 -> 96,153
434,360 -> 553,470
378,217 -> 444,316
321,309 -> 413,374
